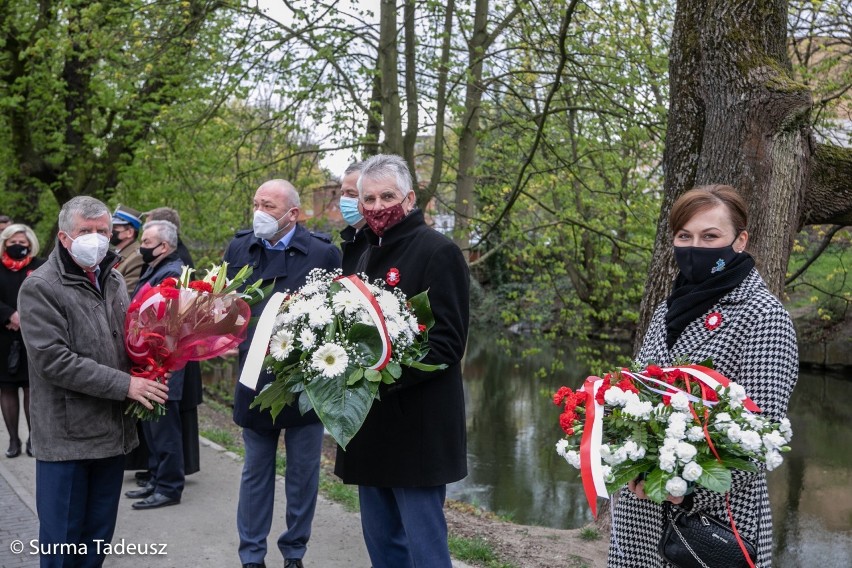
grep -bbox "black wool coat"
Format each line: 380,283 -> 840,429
0,257 -> 45,384
335,209 -> 470,487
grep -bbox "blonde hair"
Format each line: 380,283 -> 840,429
0,223 -> 40,258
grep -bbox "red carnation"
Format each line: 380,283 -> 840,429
646,365 -> 664,378
188,280 -> 214,293
553,386 -> 573,406
595,377 -> 612,406
418,324 -> 427,333
616,378 -> 639,394
160,287 -> 180,300
161,277 -> 178,289
559,411 -> 577,435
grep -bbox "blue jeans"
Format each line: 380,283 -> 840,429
236,422 -> 324,564
359,485 -> 452,568
35,455 -> 125,568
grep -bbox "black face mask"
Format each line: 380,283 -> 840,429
5,244 -> 29,260
139,244 -> 163,265
673,243 -> 739,284
110,230 -> 124,246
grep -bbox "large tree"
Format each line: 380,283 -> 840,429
636,0 -> 852,346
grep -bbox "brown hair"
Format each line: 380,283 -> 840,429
668,184 -> 748,235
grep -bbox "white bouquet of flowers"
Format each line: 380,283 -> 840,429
251,268 -> 444,448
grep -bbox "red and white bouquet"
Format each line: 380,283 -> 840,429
553,362 -> 792,516
125,263 -> 267,420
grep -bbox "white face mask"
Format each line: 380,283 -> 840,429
68,233 -> 110,268
253,209 -> 293,240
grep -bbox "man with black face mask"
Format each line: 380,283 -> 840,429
123,220 -> 188,510
111,204 -> 144,292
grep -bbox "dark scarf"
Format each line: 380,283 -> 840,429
665,252 -> 755,349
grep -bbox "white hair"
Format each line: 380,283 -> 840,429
356,154 -> 413,197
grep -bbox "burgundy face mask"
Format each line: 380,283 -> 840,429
362,203 -> 407,236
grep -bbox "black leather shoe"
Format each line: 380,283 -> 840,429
5,440 -> 21,458
242,564 -> 265,568
25,439 -> 33,457
284,560 -> 304,568
131,492 -> 180,510
125,483 -> 155,499
135,471 -> 152,484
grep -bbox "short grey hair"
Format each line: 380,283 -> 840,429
357,154 -> 413,197
58,196 -> 111,234
343,161 -> 363,176
0,223 -> 40,258
145,207 -> 181,232
143,220 -> 178,248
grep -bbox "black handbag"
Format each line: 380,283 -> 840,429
659,502 -> 757,568
7,339 -> 22,374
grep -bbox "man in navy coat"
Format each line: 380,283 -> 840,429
224,179 -> 341,568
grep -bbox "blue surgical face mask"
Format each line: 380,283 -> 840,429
339,196 -> 363,226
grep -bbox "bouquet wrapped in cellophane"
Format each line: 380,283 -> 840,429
250,268 -> 445,449
125,263 -> 268,420
553,361 -> 792,516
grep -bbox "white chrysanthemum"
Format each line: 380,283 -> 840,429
385,320 -> 403,340
659,451 -> 677,473
269,330 -> 295,361
310,343 -> 349,378
762,431 -> 786,452
665,476 -> 688,497
407,315 -> 421,334
555,439 -> 570,457
670,391 -> 690,412
308,305 -> 334,328
686,426 -> 705,442
298,329 -> 316,350
332,290 -> 362,314
604,387 -> 629,407
739,430 -> 763,452
564,450 -> 581,469
779,418 -> 793,442
682,461 -> 703,482
274,312 -> 289,328
675,442 -> 697,462
765,450 -> 784,471
376,291 -> 402,317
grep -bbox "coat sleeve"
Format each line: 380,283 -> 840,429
393,240 -> 470,390
18,275 -> 131,400
689,303 -> 798,512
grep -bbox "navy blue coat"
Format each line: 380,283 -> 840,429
225,225 -> 341,430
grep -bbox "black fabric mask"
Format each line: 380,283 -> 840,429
673,244 -> 739,284
5,244 -> 29,260
110,230 -> 124,246
139,244 -> 163,265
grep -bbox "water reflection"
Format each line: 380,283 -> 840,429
448,332 -> 852,562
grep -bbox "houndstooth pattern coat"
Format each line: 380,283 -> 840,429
607,269 -> 798,567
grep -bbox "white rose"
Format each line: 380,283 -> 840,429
739,430 -> 763,452
665,476 -> 689,497
686,426 -> 705,442
682,461 -> 703,482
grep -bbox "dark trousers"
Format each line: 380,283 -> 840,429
35,454 -> 125,568
358,485 -> 452,568
141,399 -> 184,499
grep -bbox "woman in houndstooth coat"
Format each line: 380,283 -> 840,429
607,186 -> 798,568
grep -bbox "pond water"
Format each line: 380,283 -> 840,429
447,332 -> 852,564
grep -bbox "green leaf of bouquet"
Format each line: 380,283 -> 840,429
606,462 -> 653,494
405,360 -> 448,372
304,371 -> 375,450
717,456 -> 758,473
696,357 -> 714,369
696,459 -> 732,493
347,368 -> 364,386
643,469 -> 668,503
347,323 -> 383,366
407,290 -> 436,330
381,370 -> 395,384
365,369 -> 383,383
250,378 -> 296,421
298,390 -> 314,415
386,361 -> 402,379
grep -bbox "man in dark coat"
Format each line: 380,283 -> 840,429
124,220 -> 187,510
335,154 -> 470,568
337,161 -> 369,275
224,179 -> 341,568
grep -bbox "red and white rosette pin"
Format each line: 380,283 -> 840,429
335,275 -> 392,370
579,376 -> 609,518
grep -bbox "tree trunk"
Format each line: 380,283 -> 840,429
637,0 -> 825,350
378,0 -> 403,156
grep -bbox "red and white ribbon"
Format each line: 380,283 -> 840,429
579,376 -> 609,518
335,275 -> 392,371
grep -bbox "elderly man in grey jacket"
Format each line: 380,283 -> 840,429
18,196 -> 168,568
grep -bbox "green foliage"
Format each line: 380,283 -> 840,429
447,536 -> 515,568
578,526 -> 602,541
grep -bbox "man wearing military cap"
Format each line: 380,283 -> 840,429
111,204 -> 144,291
